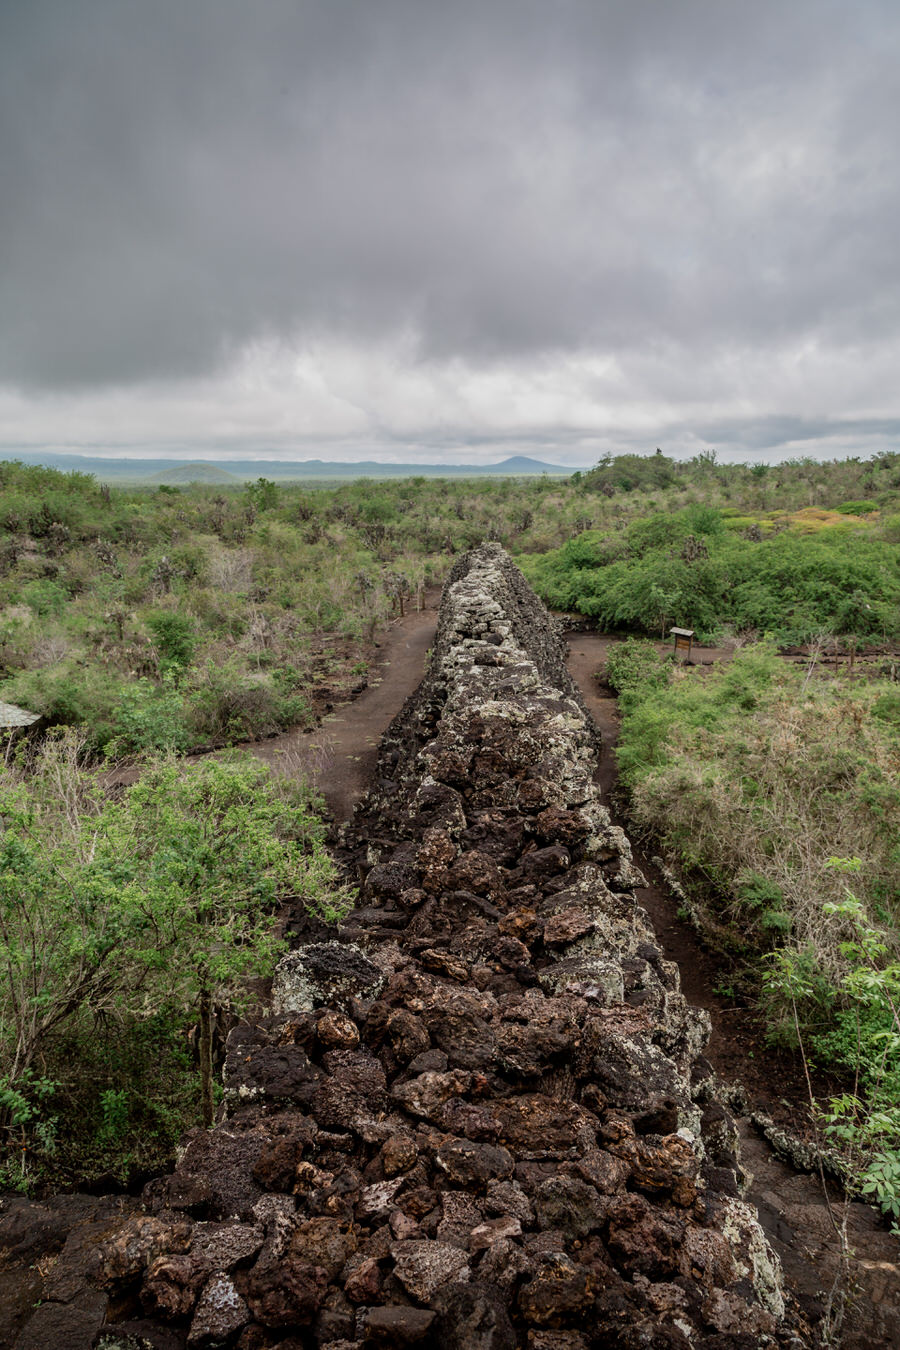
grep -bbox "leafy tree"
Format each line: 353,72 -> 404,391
0,733 -> 349,1132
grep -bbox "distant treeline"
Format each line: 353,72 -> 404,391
2,450 -> 899,754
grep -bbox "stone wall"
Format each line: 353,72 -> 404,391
9,545 -> 814,1349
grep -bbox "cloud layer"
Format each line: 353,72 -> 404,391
2,0 -> 899,462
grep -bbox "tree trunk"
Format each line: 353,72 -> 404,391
199,988 -> 214,1128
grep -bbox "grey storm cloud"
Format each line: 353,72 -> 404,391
1,0 -> 899,460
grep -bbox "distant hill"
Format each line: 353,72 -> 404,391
149,463 -> 240,485
3,450 -> 576,483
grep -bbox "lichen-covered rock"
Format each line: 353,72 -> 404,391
271,942 -> 384,1014
390,1239 -> 471,1302
30,546 -> 809,1349
186,1273 -> 250,1346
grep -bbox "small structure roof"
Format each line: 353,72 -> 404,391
669,627 -> 695,638
0,701 -> 41,728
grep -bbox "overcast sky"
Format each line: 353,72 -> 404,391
2,0 -> 899,465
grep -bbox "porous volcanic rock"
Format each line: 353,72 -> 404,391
9,545 -> 816,1348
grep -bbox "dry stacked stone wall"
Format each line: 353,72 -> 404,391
9,545 -> 815,1349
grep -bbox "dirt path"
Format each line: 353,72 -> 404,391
250,602 -> 437,823
104,598 -> 439,825
565,631 -> 900,1347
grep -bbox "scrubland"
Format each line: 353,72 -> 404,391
2,450 -> 900,1204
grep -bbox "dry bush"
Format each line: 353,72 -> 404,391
626,661 -> 900,983
207,544 -> 254,594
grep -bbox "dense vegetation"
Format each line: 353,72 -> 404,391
0,733 -> 349,1189
521,500 -> 900,645
0,461 -> 593,753
606,640 -> 900,1220
3,452 -> 900,754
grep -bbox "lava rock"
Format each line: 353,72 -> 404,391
435,1140 -> 514,1187
187,1273 -> 250,1347
390,1240 -> 471,1303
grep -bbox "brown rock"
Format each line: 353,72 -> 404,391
399,886 -> 428,910
382,1135 -> 418,1177
518,1252 -> 594,1326
631,1133 -> 700,1202
242,1257 -> 328,1328
527,1332 -> 587,1349
390,1069 -> 471,1120
497,909 -> 541,943
94,1215 -> 193,1289
495,1021 -> 571,1078
436,1191 -> 482,1249
13,1292 -> 107,1350
542,908 -> 595,947
469,1216 -> 522,1251
605,1193 -> 684,1279
390,1240 -> 470,1303
483,1180 -> 534,1226
160,1122 -> 271,1221
343,1254 -> 384,1304
387,1009 -> 432,1064
436,1096 -> 502,1142
188,1221 -> 264,1271
492,936 -> 531,971
448,850 -> 503,898
390,1209 -> 421,1240
420,949 -> 470,981
312,1048 -> 387,1129
142,1253 -> 204,1318
533,1176 -> 606,1239
493,1094 -> 596,1154
436,1139 -> 515,1187
425,1002 -> 496,1070
476,1236 -> 533,1295
417,827 -> 458,892
398,1186 -> 439,1219
224,1031 -> 323,1108
252,1124 -> 317,1192
365,1304 -> 436,1344
702,1288 -> 777,1339
431,1280 -> 517,1348
574,1149 -> 630,1195
519,845 -> 570,882
357,1178 -> 405,1224
187,1273 -> 251,1347
317,1010 -> 360,1049
289,1217 -> 357,1280
533,806 -> 590,849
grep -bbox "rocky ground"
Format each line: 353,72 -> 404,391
1,545 -> 895,1349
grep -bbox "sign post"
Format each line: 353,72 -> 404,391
669,627 -> 695,662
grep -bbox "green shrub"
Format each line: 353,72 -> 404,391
0,735 -> 349,1185
146,610 -> 196,672
107,675 -> 190,754
604,638 -> 670,705
522,509 -> 900,643
21,578 -> 69,617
